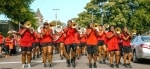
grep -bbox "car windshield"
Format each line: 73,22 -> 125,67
141,36 -> 150,42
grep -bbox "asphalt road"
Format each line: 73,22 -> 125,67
0,54 -> 150,69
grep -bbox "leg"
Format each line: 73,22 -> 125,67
98,46 -> 102,63
71,44 -> 77,67
115,50 -> 120,68
93,46 -> 98,68
87,46 -> 93,68
47,46 -> 53,67
109,51 -> 115,68
76,45 -> 81,59
102,45 -> 107,64
32,47 -> 36,60
36,46 -> 40,58
21,51 -> 27,68
27,51 -> 31,68
127,47 -> 133,68
123,53 -> 128,67
42,46 -> 47,67
65,45 -> 71,67
59,43 -> 64,59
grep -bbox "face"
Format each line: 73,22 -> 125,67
110,26 -> 115,32
44,23 -> 48,28
67,21 -> 72,27
90,23 -> 94,28
124,27 -> 128,32
99,26 -> 103,31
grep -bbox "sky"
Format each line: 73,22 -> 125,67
0,0 -> 89,23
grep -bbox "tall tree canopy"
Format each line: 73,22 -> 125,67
74,0 -> 150,34
0,0 -> 35,25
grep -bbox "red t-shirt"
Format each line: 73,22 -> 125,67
19,29 -> 33,47
64,27 -> 77,45
121,33 -> 131,46
33,32 -> 41,42
40,29 -> 53,43
97,31 -> 106,41
80,34 -> 87,43
86,28 -> 98,46
55,31 -> 66,43
72,32 -> 80,44
0,35 -> 3,44
106,32 -> 119,51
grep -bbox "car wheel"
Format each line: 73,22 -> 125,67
133,51 -> 139,63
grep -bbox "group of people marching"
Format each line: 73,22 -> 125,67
0,20 -> 133,68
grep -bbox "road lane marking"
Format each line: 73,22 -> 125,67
0,60 -> 66,64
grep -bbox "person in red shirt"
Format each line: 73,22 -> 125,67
19,21 -> 34,68
40,22 -> 53,67
0,32 -> 4,56
121,27 -> 132,68
106,25 -> 121,68
64,20 -> 77,67
86,23 -> 98,68
74,30 -> 81,59
53,25 -> 66,60
97,25 -> 107,64
79,28 -> 87,56
5,33 -> 14,57
32,30 -> 41,59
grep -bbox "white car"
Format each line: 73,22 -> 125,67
130,36 -> 150,63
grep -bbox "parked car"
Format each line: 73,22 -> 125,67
130,36 -> 150,63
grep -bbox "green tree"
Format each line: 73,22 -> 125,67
0,0 -> 36,27
75,0 -> 150,34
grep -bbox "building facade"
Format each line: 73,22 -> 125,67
35,8 -> 43,26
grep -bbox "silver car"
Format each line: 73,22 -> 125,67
130,36 -> 150,63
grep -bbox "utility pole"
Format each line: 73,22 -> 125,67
52,9 -> 59,26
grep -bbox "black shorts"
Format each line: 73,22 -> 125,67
80,43 -> 86,47
41,42 -> 53,47
118,43 -> 123,56
0,43 -> 3,47
21,47 -> 32,51
32,42 -> 40,48
53,43 -> 60,47
65,44 -> 77,54
123,46 -> 132,53
87,45 -> 98,54
97,40 -> 105,46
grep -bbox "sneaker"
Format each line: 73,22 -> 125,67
116,64 -> 119,68
89,63 -> 92,68
49,64 -> 52,67
99,60 -> 103,64
110,64 -> 114,68
21,64 -> 25,68
127,63 -> 132,68
44,64 -> 46,67
123,63 -> 128,68
37,55 -> 40,58
72,60 -> 76,67
77,56 -> 80,60
27,64 -> 31,68
93,63 -> 97,68
67,60 -> 71,67
103,59 -> 106,64
61,56 -> 63,60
